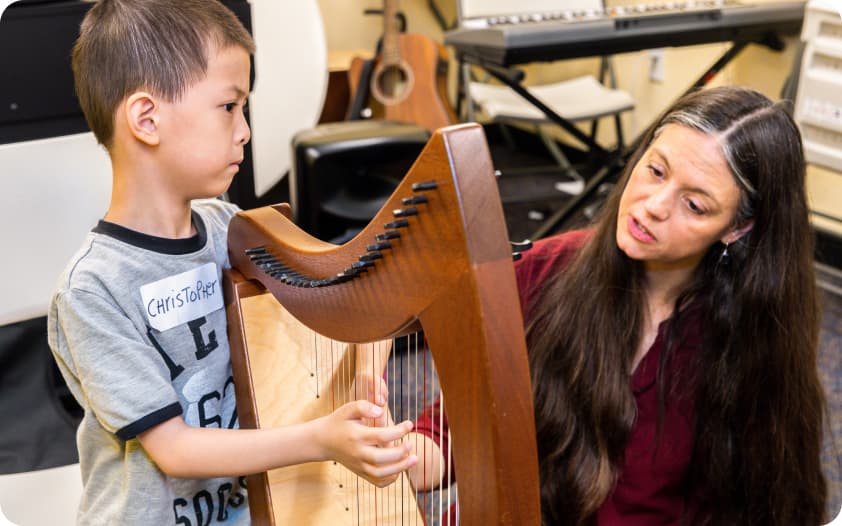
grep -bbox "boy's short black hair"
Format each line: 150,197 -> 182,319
72,0 -> 255,148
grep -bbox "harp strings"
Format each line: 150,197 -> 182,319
308,328 -> 452,525
303,329 -> 464,526
404,333 -> 454,526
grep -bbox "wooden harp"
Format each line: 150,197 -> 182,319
223,123 -> 541,525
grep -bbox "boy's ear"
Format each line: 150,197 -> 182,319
125,92 -> 160,146
721,220 -> 754,245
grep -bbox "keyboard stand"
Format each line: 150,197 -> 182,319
463,34 -> 788,240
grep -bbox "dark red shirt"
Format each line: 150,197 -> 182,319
415,230 -> 702,525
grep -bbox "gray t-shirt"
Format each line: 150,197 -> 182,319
48,198 -> 249,525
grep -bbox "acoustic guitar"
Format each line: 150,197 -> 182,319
347,0 -> 456,132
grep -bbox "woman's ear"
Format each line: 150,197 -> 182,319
124,92 -> 160,146
721,220 -> 754,245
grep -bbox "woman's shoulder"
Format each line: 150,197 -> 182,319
514,229 -> 591,309
532,229 -> 591,255
516,230 -> 591,276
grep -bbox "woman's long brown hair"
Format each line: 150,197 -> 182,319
526,86 -> 827,525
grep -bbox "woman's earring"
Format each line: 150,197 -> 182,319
719,243 -> 730,266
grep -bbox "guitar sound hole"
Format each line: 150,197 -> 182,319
372,63 -> 413,103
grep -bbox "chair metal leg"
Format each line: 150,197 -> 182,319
538,127 -> 584,196
462,62 -> 476,122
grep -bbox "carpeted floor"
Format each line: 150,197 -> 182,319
818,264 -> 842,520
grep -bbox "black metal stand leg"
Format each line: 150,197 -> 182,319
688,41 -> 748,91
528,160 -> 623,240
475,59 -> 609,159
623,41 -> 750,160
528,40 -> 755,239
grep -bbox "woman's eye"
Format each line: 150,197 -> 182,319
224,103 -> 236,112
648,164 -> 664,178
686,199 -> 705,215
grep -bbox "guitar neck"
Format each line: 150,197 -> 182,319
381,0 -> 401,66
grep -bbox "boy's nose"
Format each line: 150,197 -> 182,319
239,127 -> 250,145
237,112 -> 251,145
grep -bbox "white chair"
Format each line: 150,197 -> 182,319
456,0 -> 635,195
0,464 -> 83,526
0,132 -> 105,526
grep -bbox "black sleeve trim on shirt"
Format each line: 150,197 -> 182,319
116,402 -> 183,440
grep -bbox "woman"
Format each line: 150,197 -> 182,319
410,85 -> 828,525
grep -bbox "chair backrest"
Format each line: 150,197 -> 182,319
0,133 -> 112,327
458,0 -> 604,23
0,464 -> 83,526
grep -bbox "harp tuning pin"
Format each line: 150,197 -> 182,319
367,241 -> 392,251
392,207 -> 418,218
412,181 -> 438,191
244,246 -> 266,255
376,231 -> 401,241
511,239 -> 533,252
384,219 -> 409,229
402,195 -> 428,205
342,267 -> 363,278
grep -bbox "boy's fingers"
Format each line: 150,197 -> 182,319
364,453 -> 419,486
345,400 -> 384,420
358,375 -> 388,404
366,471 -> 406,488
367,475 -> 398,488
372,420 -> 413,442
366,441 -> 413,464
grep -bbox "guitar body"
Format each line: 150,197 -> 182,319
348,33 -> 455,132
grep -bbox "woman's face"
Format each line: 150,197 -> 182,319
616,124 -> 747,273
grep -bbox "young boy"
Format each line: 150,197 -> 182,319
47,1 -> 416,524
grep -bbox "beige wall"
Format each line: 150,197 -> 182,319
317,0 -> 450,57
315,0 -> 801,147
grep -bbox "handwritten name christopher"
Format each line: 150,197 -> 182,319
146,279 -> 219,318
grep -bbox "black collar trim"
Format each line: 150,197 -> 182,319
92,211 -> 207,255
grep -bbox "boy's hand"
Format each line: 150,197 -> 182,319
351,371 -> 391,428
350,339 -> 393,428
317,400 -> 417,488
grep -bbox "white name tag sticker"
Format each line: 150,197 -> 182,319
140,262 -> 223,332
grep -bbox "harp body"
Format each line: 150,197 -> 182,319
224,123 -> 541,525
